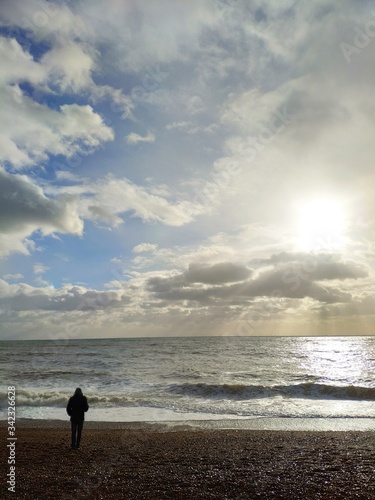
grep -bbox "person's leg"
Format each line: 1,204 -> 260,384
71,421 -> 77,449
76,421 -> 83,448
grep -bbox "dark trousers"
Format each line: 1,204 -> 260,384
71,420 -> 84,448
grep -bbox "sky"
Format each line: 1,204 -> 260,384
0,0 -> 375,340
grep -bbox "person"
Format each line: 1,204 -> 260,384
66,388 -> 89,449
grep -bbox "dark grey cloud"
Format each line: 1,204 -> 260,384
184,262 -> 251,284
227,268 -> 351,304
0,283 -> 129,312
0,168 -> 83,236
147,261 -> 252,300
309,261 -> 368,281
147,253 -> 366,306
147,275 -> 211,303
254,252 -> 368,281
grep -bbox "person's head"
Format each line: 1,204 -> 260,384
74,387 -> 83,397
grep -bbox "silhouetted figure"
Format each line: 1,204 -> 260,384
66,388 -> 89,449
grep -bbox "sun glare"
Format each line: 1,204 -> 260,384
296,198 -> 347,252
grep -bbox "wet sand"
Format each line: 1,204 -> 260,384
2,422 -> 375,499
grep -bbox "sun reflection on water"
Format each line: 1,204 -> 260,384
294,337 -> 375,386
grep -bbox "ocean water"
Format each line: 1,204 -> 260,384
1,336 -> 375,428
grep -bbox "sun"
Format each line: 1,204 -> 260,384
296,198 -> 347,252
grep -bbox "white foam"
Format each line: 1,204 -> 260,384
13,405 -> 248,422
10,407 -> 375,432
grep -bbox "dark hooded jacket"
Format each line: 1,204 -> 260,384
66,388 -> 89,422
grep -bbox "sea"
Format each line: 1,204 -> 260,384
2,336 -> 375,431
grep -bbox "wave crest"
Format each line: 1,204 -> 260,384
167,382 -> 375,401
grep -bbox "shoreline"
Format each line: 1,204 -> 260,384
2,426 -> 375,499
2,416 -> 375,432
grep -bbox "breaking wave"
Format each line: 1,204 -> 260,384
167,382 -> 375,401
0,389 -> 135,408
2,383 -> 375,411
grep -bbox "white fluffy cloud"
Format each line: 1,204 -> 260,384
1,84 -> 114,168
0,36 -> 46,86
41,42 -> 96,92
72,0 -> 220,72
0,23 -> 131,169
133,243 -> 158,253
33,263 -> 50,275
80,176 -> 204,227
125,132 -> 155,145
0,34 -> 114,168
0,0 -> 87,41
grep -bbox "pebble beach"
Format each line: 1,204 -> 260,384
2,421 -> 375,499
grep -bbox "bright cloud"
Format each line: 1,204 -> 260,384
80,176 -> 203,227
133,243 -> 158,253
1,83 -> 114,168
33,263 -> 50,275
125,132 -> 155,145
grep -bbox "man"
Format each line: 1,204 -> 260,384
66,388 -> 89,449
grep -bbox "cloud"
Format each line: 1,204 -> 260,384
261,253 -> 369,281
34,276 -> 50,287
1,84 -> 114,168
133,243 -> 158,253
147,254 -> 365,306
0,36 -> 46,86
230,268 -> 351,304
0,280 -> 129,312
110,257 -> 122,264
0,0 -> 87,42
80,176 -> 204,227
41,42 -> 95,92
125,132 -> 155,145
0,26 -> 131,169
184,262 -> 252,284
2,274 -> 24,281
165,121 -> 216,135
87,205 -> 123,227
72,0 -> 220,72
0,168 -> 83,258
33,263 -> 50,275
